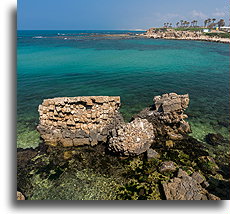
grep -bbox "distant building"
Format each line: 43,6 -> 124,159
202,29 -> 211,33
220,26 -> 230,32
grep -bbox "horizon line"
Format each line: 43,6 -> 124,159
17,29 -> 147,31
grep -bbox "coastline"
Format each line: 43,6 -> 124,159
55,33 -> 230,44
140,28 -> 230,44
25,29 -> 230,44
142,27 -> 230,44
142,34 -> 230,44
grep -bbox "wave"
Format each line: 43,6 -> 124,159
32,36 -> 44,39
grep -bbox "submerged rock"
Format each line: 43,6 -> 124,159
108,118 -> 154,156
217,121 -> 229,128
205,133 -> 228,146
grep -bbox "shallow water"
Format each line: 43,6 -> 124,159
17,30 -> 229,148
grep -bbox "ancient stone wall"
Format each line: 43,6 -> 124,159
37,96 -> 121,147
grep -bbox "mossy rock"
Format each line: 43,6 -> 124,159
197,156 -> 219,175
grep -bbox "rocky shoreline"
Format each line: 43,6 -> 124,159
143,28 -> 230,44
17,93 -> 229,200
35,30 -> 230,44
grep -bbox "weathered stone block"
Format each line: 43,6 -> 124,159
60,138 -> 73,147
73,138 -> 90,146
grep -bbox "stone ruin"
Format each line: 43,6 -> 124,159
37,96 -> 122,147
37,93 -> 190,155
35,94 -> 223,200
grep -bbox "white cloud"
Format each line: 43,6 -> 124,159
212,8 -> 226,17
154,12 -> 181,22
190,10 -> 208,19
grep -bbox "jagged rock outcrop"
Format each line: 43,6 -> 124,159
37,96 -> 123,147
108,118 -> 154,156
163,169 -> 220,200
134,93 -> 190,140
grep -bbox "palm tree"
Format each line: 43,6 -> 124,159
183,21 -> 189,27
195,20 -> 198,27
193,20 -> 196,27
176,22 -> 180,28
190,21 -> 194,27
183,21 -> 187,27
212,18 -> 216,23
180,20 -> 184,27
204,19 -> 207,27
207,18 -> 212,27
169,23 -> 172,28
218,19 -> 225,28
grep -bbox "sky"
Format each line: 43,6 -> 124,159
17,0 -> 229,30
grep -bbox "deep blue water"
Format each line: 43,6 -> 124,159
17,30 -> 229,148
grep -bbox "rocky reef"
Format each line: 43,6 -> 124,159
17,93 -> 229,200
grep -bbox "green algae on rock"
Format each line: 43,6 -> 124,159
28,169 -> 120,200
17,124 -> 41,149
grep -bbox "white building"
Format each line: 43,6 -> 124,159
220,26 -> 230,32
202,29 -> 210,33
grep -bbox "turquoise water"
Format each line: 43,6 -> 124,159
17,30 -> 229,148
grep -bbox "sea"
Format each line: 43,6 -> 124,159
17,30 -> 229,149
